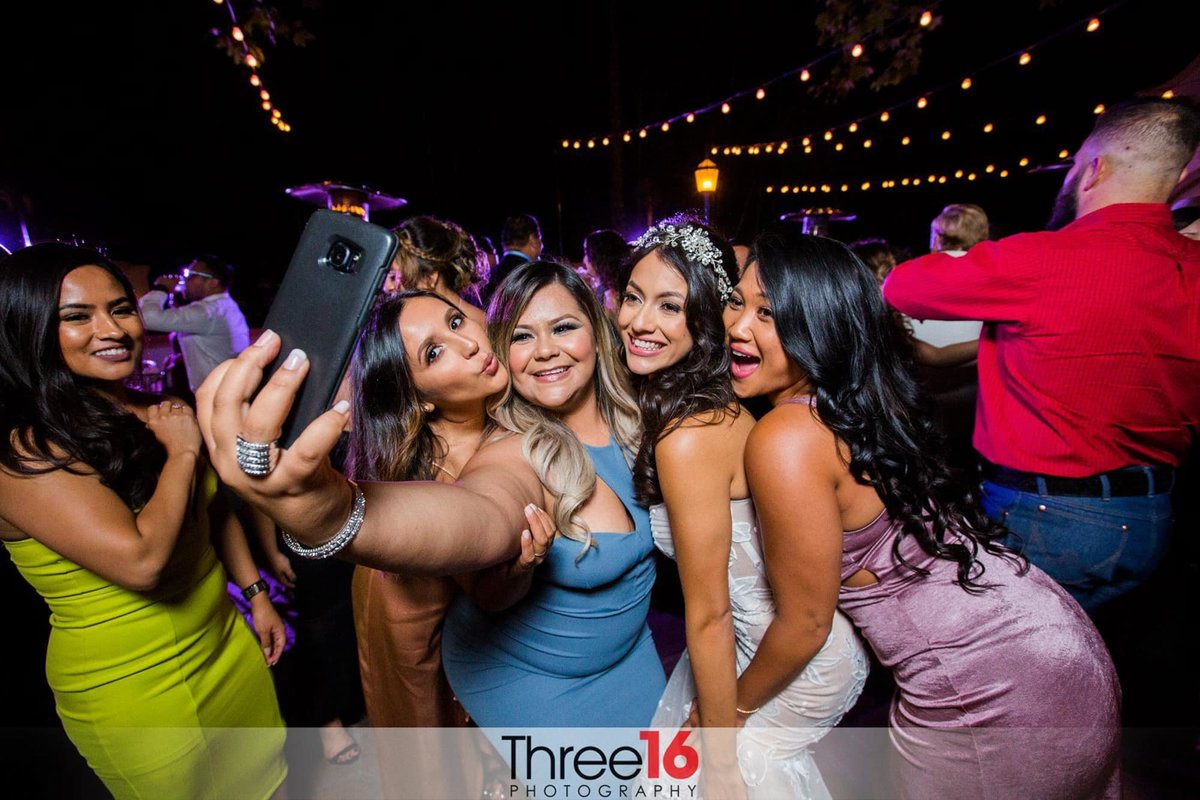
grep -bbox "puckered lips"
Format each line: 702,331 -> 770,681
729,345 -> 760,379
482,353 -> 499,376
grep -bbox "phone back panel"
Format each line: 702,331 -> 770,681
262,209 -> 398,447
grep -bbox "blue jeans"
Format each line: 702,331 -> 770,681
980,476 -> 1173,613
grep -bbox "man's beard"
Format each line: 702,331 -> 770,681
1046,169 -> 1081,231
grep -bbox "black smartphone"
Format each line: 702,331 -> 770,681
262,209 -> 398,447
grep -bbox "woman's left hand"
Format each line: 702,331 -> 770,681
249,595 -> 286,666
510,504 -> 556,575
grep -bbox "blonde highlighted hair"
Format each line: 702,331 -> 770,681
486,261 -> 641,554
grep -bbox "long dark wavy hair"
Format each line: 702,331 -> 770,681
750,226 -> 1018,591
625,216 -> 740,506
345,290 -> 480,482
0,243 -> 165,509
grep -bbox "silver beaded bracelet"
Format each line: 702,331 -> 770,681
281,479 -> 366,560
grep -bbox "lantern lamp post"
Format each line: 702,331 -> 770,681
694,159 -> 719,223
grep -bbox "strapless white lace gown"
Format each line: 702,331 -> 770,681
650,499 -> 868,799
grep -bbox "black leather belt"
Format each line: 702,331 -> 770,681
979,460 -> 1175,497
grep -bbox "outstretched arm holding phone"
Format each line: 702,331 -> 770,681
196,331 -> 541,576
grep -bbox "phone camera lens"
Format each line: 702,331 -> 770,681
327,241 -> 359,272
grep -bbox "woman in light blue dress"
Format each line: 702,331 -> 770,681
442,261 -> 665,727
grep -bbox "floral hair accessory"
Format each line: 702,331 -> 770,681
633,222 -> 733,301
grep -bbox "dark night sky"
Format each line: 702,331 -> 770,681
1,0 -> 1196,321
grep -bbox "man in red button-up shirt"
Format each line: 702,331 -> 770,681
883,99 -> 1200,612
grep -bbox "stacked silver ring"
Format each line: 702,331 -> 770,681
235,435 -> 280,476
282,480 -> 366,559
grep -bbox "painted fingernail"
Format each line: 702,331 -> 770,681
525,504 -> 536,514
282,349 -> 306,370
253,329 -> 277,347
333,400 -> 350,414
522,530 -> 531,540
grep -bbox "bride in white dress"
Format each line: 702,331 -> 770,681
618,218 -> 867,799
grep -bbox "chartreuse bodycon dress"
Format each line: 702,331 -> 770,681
4,470 -> 286,800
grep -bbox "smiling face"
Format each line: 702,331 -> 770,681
506,282 -> 598,415
617,251 -> 695,375
723,262 -> 808,404
58,264 -> 144,385
398,295 -> 507,413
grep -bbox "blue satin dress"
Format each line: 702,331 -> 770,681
442,438 -> 664,727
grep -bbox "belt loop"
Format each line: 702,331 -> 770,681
1099,473 -> 1112,501
1143,466 -> 1155,497
1035,475 -> 1048,497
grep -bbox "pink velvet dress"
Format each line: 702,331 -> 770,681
839,509 -> 1121,798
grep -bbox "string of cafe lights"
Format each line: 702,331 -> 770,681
211,0 -> 292,133
762,150 -> 1071,195
558,3 -> 947,152
715,3 -> 1128,158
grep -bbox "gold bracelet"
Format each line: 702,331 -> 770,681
736,705 -> 759,716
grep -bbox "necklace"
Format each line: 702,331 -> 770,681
431,461 -> 459,481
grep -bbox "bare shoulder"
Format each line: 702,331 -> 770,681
746,402 -> 840,476
657,406 -> 741,462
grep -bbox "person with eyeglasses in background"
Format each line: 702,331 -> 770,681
139,254 -> 250,395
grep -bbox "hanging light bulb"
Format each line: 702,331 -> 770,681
986,164 -> 995,173
756,87 -> 766,100
941,130 -> 951,140
245,54 -> 258,69
781,185 -> 791,194
917,97 -> 928,109
249,74 -> 261,87
961,77 -> 972,90
710,146 -> 718,155
686,113 -> 695,123
880,111 -> 890,122
1000,169 -> 1009,177
1087,17 -> 1100,32
623,133 -> 632,142
835,143 -> 844,151
232,26 -> 244,42
603,137 -> 611,146
983,122 -> 995,133
861,182 -> 871,190
824,130 -> 833,141
1019,157 -> 1030,167
804,146 -> 813,154
1059,149 -> 1070,159
901,136 -> 911,146
766,186 -> 774,193
259,89 -> 270,101
920,10 -> 933,26
863,139 -> 872,148
587,140 -> 595,149
800,69 -> 811,82
638,129 -> 647,138
573,141 -> 581,149
955,170 -> 964,178
1162,90 -> 1175,99
1035,114 -> 1047,125
721,102 -> 731,114
1019,52 -> 1032,66
851,43 -> 864,58
661,122 -> 670,132
1093,104 -> 1105,115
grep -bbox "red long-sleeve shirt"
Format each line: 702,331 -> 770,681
883,203 -> 1200,477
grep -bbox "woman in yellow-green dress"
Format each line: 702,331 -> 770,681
0,243 -> 287,800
